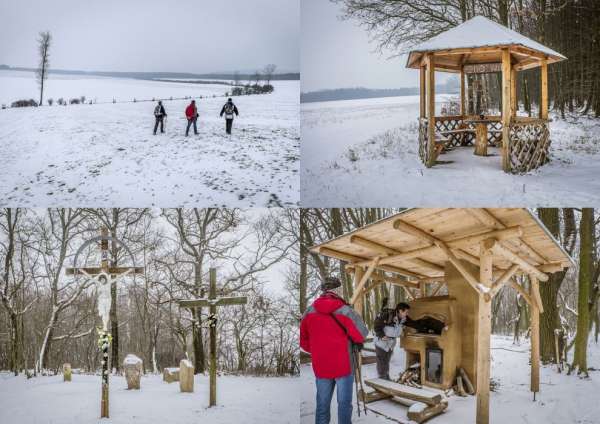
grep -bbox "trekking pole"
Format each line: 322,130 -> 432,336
351,348 -> 362,417
352,345 -> 368,416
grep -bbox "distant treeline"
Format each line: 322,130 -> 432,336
0,65 -> 299,81
301,79 -> 459,103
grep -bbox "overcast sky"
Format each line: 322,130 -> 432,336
302,0 -> 449,92
0,0 -> 299,74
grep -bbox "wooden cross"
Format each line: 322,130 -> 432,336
178,267 -> 247,407
66,227 -> 144,419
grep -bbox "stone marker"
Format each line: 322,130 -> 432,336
63,363 -> 72,382
163,367 -> 180,383
123,354 -> 143,390
179,359 -> 194,393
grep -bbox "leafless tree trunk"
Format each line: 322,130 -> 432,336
37,31 -> 51,106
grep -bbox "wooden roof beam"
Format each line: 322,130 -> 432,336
350,257 -> 380,305
509,278 -> 533,306
485,264 -> 519,301
349,235 -> 445,274
491,242 -> 549,282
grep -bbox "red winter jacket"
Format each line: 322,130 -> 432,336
300,291 -> 368,379
185,104 -> 197,119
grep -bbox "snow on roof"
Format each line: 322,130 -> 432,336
409,16 -> 565,59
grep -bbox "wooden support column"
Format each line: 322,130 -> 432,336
426,54 -> 436,168
420,66 -> 426,118
540,59 -> 548,120
476,239 -> 494,424
501,48 -> 512,173
511,67 -> 517,117
209,268 -> 217,407
530,276 -> 541,397
460,67 -> 466,116
353,266 -> 365,319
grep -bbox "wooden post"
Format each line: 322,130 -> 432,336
501,49 -> 512,173
420,66 -> 426,119
353,266 -> 365,318
209,267 -> 217,407
530,276 -> 540,397
100,227 -> 110,419
460,67 -> 466,116
511,68 -> 517,117
540,59 -> 548,120
476,239 -> 494,424
426,54 -> 436,168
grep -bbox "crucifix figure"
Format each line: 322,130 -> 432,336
66,227 -> 144,419
178,267 -> 247,407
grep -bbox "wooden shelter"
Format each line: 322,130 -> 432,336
407,16 -> 566,173
310,208 -> 574,424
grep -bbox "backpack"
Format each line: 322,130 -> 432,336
224,102 -> 235,117
154,105 -> 162,116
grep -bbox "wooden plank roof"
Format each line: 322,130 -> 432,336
406,16 -> 566,72
311,208 -> 574,280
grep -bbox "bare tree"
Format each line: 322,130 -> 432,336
37,31 -> 51,106
253,71 -> 262,86
263,64 -> 277,86
233,71 -> 241,86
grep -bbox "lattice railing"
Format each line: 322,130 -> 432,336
463,117 -> 502,147
508,120 -> 550,174
434,116 -> 464,148
418,118 -> 429,164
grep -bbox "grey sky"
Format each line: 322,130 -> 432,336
0,0 -> 299,73
301,0 -> 449,92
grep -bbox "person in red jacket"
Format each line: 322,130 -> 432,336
185,100 -> 198,136
300,276 -> 368,424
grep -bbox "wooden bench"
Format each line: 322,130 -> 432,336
364,378 -> 448,423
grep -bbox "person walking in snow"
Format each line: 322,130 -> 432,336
373,301 -> 410,380
185,100 -> 199,136
219,98 -> 239,135
300,276 -> 368,424
153,100 -> 167,135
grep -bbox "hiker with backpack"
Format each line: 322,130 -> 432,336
373,301 -> 411,380
185,100 -> 199,136
300,276 -> 368,424
219,98 -> 239,135
153,100 -> 167,135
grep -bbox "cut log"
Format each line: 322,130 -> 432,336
458,368 -> 475,395
163,367 -> 180,383
359,389 -> 392,404
365,378 -> 443,406
179,359 -> 194,393
456,376 -> 467,397
408,400 -> 448,423
123,354 -> 143,390
63,363 -> 71,382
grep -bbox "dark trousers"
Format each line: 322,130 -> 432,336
375,346 -> 393,380
154,116 -> 164,134
225,118 -> 233,134
186,117 -> 198,136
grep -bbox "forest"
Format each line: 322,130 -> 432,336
0,208 -> 299,377
333,0 -> 600,116
300,208 -> 599,375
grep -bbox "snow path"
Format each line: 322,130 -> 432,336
301,96 -> 600,207
0,80 -> 299,207
0,373 -> 299,424
301,335 -> 600,424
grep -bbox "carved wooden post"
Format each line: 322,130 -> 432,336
209,268 -> 217,407
426,54 -> 436,168
501,48 -> 512,173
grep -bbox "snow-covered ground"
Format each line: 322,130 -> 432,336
301,96 -> 600,206
300,335 -> 600,424
0,72 -> 299,207
0,372 -> 299,424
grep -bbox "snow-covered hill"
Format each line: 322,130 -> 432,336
301,96 -> 600,206
0,372 -> 299,424
0,74 -> 299,207
300,335 -> 600,423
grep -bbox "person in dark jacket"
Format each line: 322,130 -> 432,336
373,301 -> 410,380
185,100 -> 198,136
219,98 -> 239,135
300,277 -> 368,424
153,101 -> 167,135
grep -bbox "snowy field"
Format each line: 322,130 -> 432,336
300,335 -> 600,424
0,71 -> 299,207
301,96 -> 600,206
0,372 -> 299,424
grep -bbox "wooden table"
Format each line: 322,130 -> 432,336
465,119 -> 489,156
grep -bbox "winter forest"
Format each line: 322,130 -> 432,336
0,208 -> 300,378
334,0 -> 600,117
300,208 -> 599,374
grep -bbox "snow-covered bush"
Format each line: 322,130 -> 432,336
47,98 -> 53,106
11,99 -> 38,108
57,98 -> 65,105
69,98 -> 80,105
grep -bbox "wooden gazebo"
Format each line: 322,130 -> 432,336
311,208 -> 574,424
407,16 -> 566,173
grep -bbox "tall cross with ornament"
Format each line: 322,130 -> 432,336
178,268 -> 247,407
66,227 -> 144,418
